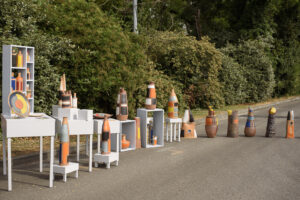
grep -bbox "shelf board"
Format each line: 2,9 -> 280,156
120,147 -> 136,152
27,80 -> 33,82
11,67 -> 26,69
27,62 -> 34,64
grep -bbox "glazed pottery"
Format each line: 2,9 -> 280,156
121,134 -> 130,149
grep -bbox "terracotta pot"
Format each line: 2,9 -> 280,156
121,134 -> 130,149
116,88 -> 128,121
205,108 -> 218,138
244,127 -> 256,137
167,89 -> 178,118
286,110 -> 294,139
101,116 -> 111,154
145,82 -> 156,110
205,124 -> 218,138
227,110 -> 239,137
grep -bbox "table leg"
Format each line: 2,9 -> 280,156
40,136 -> 43,172
170,123 -> 173,142
77,135 -> 80,162
97,134 -> 100,154
85,135 -> 89,156
166,121 -> 169,142
174,123 -> 177,141
178,123 -> 181,142
89,134 -> 92,172
7,138 -> 12,191
3,135 -> 6,175
49,136 -> 54,188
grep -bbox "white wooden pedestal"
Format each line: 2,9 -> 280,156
53,162 -> 79,182
52,106 -> 93,172
1,113 -> 55,191
94,119 -> 120,168
137,108 -> 164,148
166,118 -> 182,142
94,152 -> 119,169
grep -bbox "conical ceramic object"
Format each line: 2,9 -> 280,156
145,82 -> 156,110
116,88 -> 128,121
205,106 -> 218,138
227,110 -> 239,137
286,110 -> 294,139
244,107 -> 256,137
59,117 -> 69,166
266,107 -> 276,137
167,89 -> 179,118
121,134 -> 130,149
101,116 -> 111,154
135,117 -> 141,149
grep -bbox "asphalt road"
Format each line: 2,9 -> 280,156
0,99 -> 300,200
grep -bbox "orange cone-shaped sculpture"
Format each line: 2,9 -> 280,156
59,117 -> 69,166
244,107 -> 256,137
101,116 -> 111,154
145,82 -> 156,110
167,89 -> 178,118
116,88 -> 128,121
135,117 -> 141,149
286,110 -> 295,139
205,106 -> 218,138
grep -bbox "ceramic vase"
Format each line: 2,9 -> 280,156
145,82 -> 156,110
116,88 -> 128,121
121,134 -> 130,149
59,117 -> 69,166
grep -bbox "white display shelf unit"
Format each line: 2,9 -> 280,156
2,45 -> 34,116
115,120 -> 136,152
137,108 -> 164,148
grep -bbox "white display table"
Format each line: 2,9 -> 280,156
93,119 -> 120,168
52,106 -> 93,172
1,113 -> 55,191
137,108 -> 164,148
166,118 -> 182,142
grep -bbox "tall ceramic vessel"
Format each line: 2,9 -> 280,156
286,110 -> 294,139
116,88 -> 128,121
59,74 -> 66,107
16,72 -> 23,92
135,117 -> 141,149
101,116 -> 111,154
62,91 -> 72,108
59,117 -> 69,166
17,50 -> 23,67
167,89 -> 178,118
205,106 -> 218,138
181,109 -> 196,138
227,110 -> 239,137
145,82 -> 156,110
266,107 -> 276,137
244,107 -> 256,137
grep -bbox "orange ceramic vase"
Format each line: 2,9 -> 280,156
121,134 -> 130,149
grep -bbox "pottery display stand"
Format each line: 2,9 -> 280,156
52,106 -> 93,172
116,120 -> 136,152
166,118 -> 182,142
53,162 -> 79,182
93,119 -> 120,168
137,108 -> 164,148
1,114 -> 55,191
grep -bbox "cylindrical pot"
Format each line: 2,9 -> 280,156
116,88 -> 128,121
266,107 -> 276,137
205,108 -> 218,138
59,117 -> 69,166
62,92 -> 72,108
101,116 -> 111,154
244,108 -> 256,137
145,82 -> 156,110
167,89 -> 178,118
227,110 -> 239,137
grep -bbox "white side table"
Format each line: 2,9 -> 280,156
1,113 -> 55,191
93,119 -> 120,168
166,118 -> 182,142
52,106 -> 93,172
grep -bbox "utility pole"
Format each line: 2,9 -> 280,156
133,0 -> 138,34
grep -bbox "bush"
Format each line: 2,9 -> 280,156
219,54 -> 247,105
145,31 -> 224,108
41,0 -> 184,117
221,38 -> 275,102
